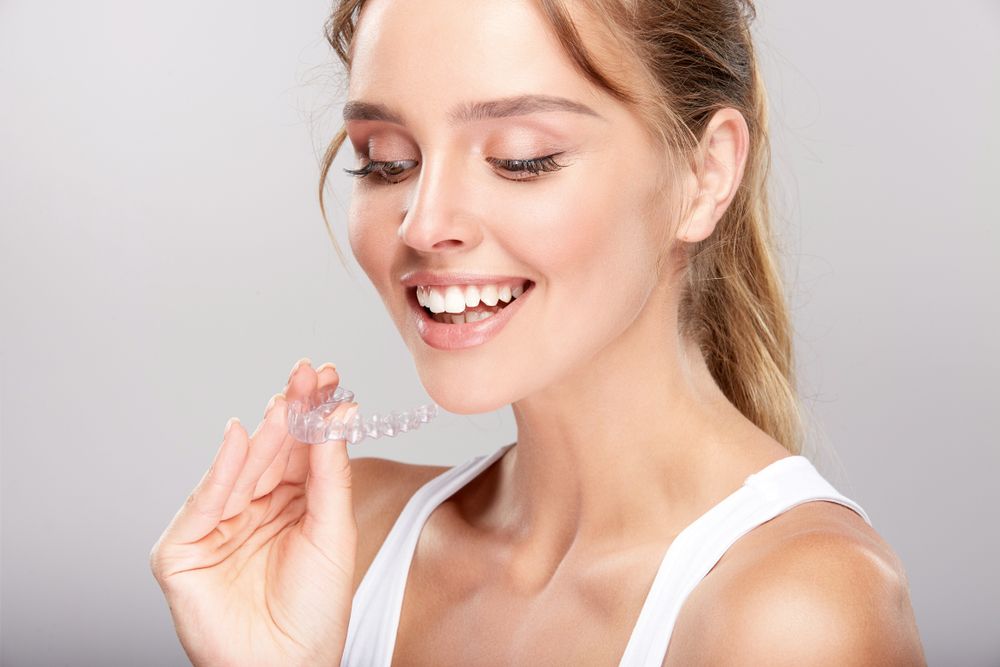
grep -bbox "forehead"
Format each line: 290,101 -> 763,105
346,0 -> 610,123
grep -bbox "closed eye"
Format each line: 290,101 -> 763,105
343,152 -> 568,184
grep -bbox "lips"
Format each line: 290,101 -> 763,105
407,281 -> 534,350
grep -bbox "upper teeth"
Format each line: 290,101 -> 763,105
416,281 -> 528,314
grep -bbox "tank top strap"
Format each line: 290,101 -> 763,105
341,443 -> 515,667
618,455 -> 873,667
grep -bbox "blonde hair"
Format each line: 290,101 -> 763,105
317,0 -> 805,454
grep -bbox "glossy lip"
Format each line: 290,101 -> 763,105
406,281 -> 535,350
400,270 -> 532,288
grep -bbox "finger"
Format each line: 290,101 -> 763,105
282,439 -> 311,486
286,358 -> 318,409
285,357 -> 312,392
315,361 -> 338,380
164,419 -> 250,544
301,400 -> 359,550
253,363 -> 339,498
279,361 -> 323,485
251,421 -> 296,499
220,393 -> 289,520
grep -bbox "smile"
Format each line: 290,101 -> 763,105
407,279 -> 534,350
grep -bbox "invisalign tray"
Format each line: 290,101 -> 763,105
286,384 -> 439,445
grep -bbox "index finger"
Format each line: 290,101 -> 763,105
162,419 -> 250,545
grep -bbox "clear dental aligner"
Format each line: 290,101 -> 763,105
286,384 -> 439,445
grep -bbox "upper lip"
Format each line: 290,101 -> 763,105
399,270 -> 533,288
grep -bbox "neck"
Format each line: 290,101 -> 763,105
483,282 -> 776,587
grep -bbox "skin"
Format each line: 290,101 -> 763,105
151,0 -> 926,664
344,0 -> 925,664
149,361 -> 362,666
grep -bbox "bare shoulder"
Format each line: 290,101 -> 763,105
349,456 -> 450,595
666,502 -> 927,666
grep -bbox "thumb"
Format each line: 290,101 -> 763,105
301,401 -> 360,552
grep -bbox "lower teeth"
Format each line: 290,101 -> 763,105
430,307 -> 500,324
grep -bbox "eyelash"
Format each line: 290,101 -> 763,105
342,153 -> 568,184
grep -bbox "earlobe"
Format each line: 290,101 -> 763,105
675,190 -> 719,243
674,167 -> 720,244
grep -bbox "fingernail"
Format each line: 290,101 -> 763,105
287,357 -> 312,384
315,362 -> 337,373
225,417 -> 240,435
265,392 -> 284,414
343,403 -> 359,422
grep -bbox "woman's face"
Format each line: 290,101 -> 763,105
344,0 -> 678,413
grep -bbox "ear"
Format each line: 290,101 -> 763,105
675,108 -> 750,243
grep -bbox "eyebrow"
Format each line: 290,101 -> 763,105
342,93 -> 606,125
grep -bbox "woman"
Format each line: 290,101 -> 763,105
150,0 -> 926,664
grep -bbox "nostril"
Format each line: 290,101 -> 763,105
432,240 -> 464,250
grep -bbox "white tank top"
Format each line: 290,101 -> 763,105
341,443 -> 872,666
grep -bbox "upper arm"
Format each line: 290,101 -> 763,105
670,531 -> 926,666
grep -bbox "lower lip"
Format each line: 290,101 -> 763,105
408,283 -> 534,351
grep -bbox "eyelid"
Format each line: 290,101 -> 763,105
342,151 -> 569,183
483,153 -> 568,181
343,159 -> 417,178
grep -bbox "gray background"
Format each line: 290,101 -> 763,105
1,0 -> 997,664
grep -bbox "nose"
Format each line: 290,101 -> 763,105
396,153 -> 484,253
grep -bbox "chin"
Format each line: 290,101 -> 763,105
415,363 -> 520,415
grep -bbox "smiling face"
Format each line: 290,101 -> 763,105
344,0 -> 683,413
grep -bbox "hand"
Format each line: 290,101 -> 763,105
150,360 -> 358,666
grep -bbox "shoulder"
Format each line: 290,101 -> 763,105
349,456 -> 450,594
666,503 -> 926,666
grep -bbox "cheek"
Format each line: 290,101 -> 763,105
517,158 -> 661,303
347,195 -> 396,284
484,162 -> 662,381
